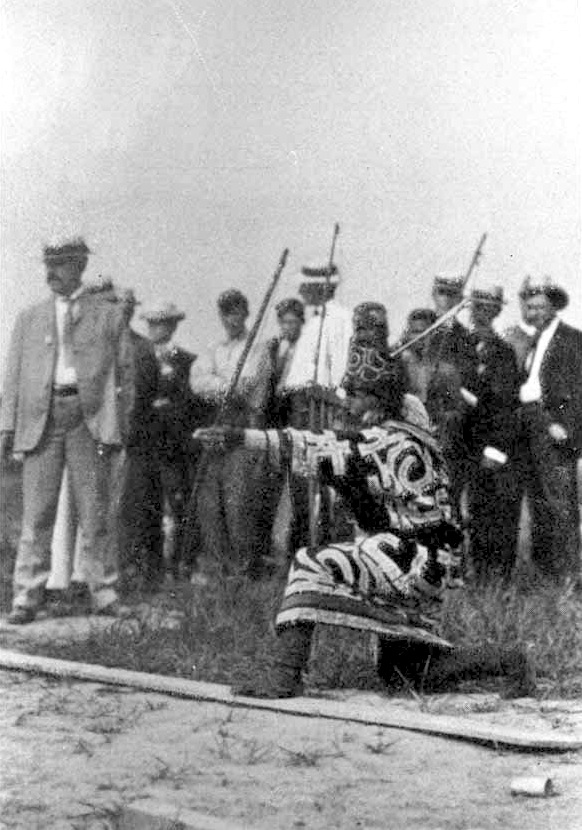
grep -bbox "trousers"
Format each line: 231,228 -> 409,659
12,395 -> 119,610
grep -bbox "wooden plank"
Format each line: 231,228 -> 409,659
119,796 -> 251,830
0,647 -> 580,753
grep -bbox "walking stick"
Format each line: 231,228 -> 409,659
308,223 -> 340,547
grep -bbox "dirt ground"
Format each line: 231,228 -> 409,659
1,623 -> 582,830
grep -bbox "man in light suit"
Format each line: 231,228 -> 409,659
0,238 -> 130,623
518,277 -> 582,584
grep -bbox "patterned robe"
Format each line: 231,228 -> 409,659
243,421 -> 462,647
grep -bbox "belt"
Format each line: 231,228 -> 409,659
53,385 -> 79,397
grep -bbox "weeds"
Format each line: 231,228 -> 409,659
278,745 -> 329,768
2,458 -> 582,700
364,729 -> 399,755
4,573 -> 581,699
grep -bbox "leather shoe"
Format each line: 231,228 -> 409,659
7,607 -> 36,625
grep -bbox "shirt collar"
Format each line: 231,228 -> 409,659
220,329 -> 248,347
55,285 -> 84,305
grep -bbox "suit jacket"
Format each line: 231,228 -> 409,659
0,290 -> 128,452
503,324 -> 534,373
152,345 -> 199,455
123,330 -> 160,449
464,332 -> 520,459
425,319 -> 479,428
533,321 -> 582,454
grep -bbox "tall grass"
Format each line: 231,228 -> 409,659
14,574 -> 582,699
2,461 -> 581,697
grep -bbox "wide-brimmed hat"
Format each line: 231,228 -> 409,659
140,301 -> 186,323
433,273 -> 464,295
518,276 -> 569,311
43,236 -> 92,264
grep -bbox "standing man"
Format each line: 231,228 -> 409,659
503,278 -> 537,372
116,290 -> 163,593
518,277 -> 582,584
188,289 -> 272,580
462,287 -> 521,583
266,297 -> 305,428
399,308 -> 438,406
0,237 -> 129,623
282,263 -> 353,428
140,301 -> 198,581
427,274 -> 478,516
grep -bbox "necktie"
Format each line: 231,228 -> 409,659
524,333 -> 540,375
62,300 -> 75,371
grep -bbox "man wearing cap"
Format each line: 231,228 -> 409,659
517,278 -> 582,584
281,264 -> 353,428
194,337 -> 534,700
0,238 -> 130,623
462,287 -> 521,582
113,291 -> 163,593
188,289 -> 273,580
141,301 -> 198,581
427,274 -> 478,515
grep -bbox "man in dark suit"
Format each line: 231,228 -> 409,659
0,237 -> 130,623
518,278 -> 582,584
427,274 -> 478,516
114,291 -> 164,594
462,287 -> 521,582
140,302 -> 198,580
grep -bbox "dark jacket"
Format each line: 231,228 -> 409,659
152,346 -> 199,456
124,331 -> 160,449
425,320 -> 478,426
529,321 -> 582,454
464,332 -> 520,460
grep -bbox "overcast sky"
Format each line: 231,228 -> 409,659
1,0 -> 580,366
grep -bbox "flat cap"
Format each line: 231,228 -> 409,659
300,262 -> 340,283
433,273 -> 464,295
43,236 -> 92,264
470,286 -> 505,306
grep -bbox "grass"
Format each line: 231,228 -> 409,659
2,462 -> 582,698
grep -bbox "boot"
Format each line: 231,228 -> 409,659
232,623 -> 314,699
423,643 -> 536,698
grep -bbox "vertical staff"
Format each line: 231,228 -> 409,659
308,223 -> 340,547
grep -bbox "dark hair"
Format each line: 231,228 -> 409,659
218,289 -> 249,316
276,297 -> 305,321
408,308 -> 437,326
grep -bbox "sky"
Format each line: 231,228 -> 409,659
1,0 -> 580,367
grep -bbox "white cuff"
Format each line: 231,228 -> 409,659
460,387 -> 478,407
483,446 -> 508,465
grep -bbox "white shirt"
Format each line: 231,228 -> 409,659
54,288 -> 83,386
283,300 -> 353,390
519,316 -> 560,404
190,331 -> 270,404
